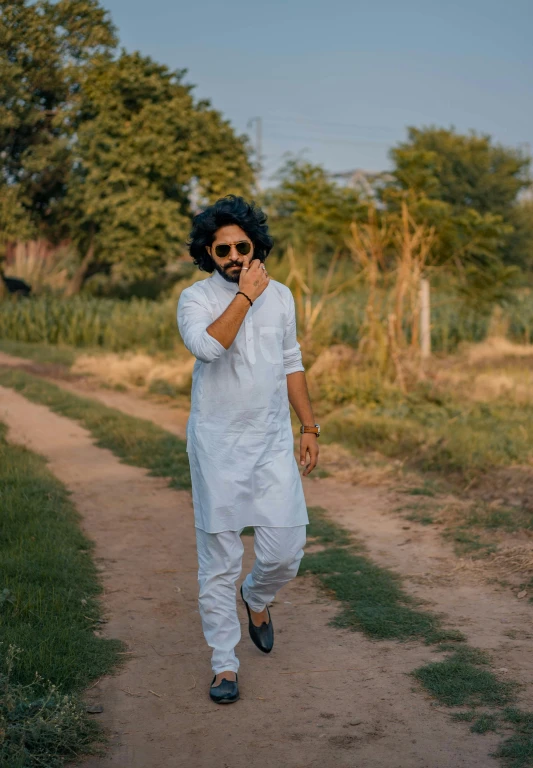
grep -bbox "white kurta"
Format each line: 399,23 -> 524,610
177,270 -> 309,533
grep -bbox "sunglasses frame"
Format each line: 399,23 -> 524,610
213,240 -> 252,259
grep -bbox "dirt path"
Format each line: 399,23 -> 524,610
0,384 -> 506,768
0,351 -> 189,437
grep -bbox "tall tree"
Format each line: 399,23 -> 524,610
264,157 -> 361,258
0,0 -> 117,241
0,0 -> 254,288
385,126 -> 531,269
64,51 -> 253,289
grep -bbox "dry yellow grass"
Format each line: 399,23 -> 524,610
72,352 -> 195,392
433,336 -> 533,405
464,336 -> 533,364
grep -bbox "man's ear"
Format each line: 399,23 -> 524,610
205,245 -> 211,257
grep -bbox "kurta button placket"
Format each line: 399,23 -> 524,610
245,314 -> 255,364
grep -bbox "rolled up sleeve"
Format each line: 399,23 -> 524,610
283,290 -> 305,375
177,289 -> 226,364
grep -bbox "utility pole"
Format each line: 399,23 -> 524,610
420,278 -> 431,359
247,116 -> 262,190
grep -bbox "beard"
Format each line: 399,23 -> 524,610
213,261 -> 242,283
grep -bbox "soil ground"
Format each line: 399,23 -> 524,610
1,350 -> 532,767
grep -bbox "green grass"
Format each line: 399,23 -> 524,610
443,528 -> 498,557
405,511 -> 436,526
302,506 -> 463,643
0,420 -> 122,765
412,646 -> 516,707
0,339 -> 79,367
0,368 -> 191,490
495,709 -> 533,767
462,504 -> 533,533
471,713 -> 500,733
451,708 -> 533,766
400,481 -> 438,497
397,502 -> 438,526
320,386 -> 533,480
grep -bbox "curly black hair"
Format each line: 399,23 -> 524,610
188,195 -> 274,272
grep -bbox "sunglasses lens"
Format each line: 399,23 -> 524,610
236,241 -> 251,256
214,244 -> 231,258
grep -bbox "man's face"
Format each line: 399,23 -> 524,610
207,224 -> 254,283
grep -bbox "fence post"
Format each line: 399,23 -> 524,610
420,278 -> 431,359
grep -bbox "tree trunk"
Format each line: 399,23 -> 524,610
65,236 -> 94,297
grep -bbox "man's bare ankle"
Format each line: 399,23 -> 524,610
249,605 -> 270,627
214,670 -> 236,685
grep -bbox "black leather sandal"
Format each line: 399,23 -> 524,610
209,674 -> 239,704
240,585 -> 274,653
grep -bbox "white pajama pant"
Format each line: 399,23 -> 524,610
195,525 -> 307,674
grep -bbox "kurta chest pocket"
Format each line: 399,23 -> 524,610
259,326 -> 284,364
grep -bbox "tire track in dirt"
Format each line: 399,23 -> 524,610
0,383 -> 500,768
310,481 -> 533,710
3,349 -> 531,692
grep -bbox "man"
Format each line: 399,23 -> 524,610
177,195 -> 319,704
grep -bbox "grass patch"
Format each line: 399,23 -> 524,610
0,420 -> 121,764
0,367 -> 191,490
412,647 -> 516,707
405,512 -> 435,526
495,709 -> 533,767
471,713 -> 500,734
463,504 -> 533,533
443,527 -> 498,557
0,339 -> 78,367
320,388 -> 533,480
306,505 -> 352,546
401,482 -> 437,497
147,378 -> 181,398
301,507 -> 464,643
402,504 -> 437,525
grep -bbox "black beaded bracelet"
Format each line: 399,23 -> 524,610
236,290 -> 253,307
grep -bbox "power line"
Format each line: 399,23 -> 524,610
247,116 -> 263,189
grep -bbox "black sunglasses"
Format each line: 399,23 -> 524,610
213,240 -> 252,259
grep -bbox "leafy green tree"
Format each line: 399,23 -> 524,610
264,157 -> 361,258
385,127 -> 531,269
64,51 -> 253,290
0,0 -> 117,240
1,0 -> 254,290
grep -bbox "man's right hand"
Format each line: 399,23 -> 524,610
239,252 -> 270,302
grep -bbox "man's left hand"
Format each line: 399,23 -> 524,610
300,434 -> 319,476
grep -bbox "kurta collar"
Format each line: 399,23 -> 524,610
211,269 -> 240,294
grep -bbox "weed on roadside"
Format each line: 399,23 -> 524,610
0,645 -> 104,768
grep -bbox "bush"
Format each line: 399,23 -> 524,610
0,646 -> 102,768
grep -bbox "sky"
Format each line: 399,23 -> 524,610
101,0 -> 532,183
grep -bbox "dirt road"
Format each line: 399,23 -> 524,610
1,367 -> 532,766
